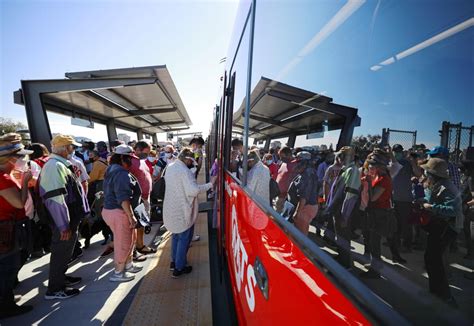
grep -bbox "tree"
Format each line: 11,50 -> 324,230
351,134 -> 382,151
0,118 -> 27,135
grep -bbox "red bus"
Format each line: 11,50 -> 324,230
207,0 -> 472,325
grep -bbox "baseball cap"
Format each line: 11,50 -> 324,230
296,151 -> 312,161
427,146 -> 449,157
51,134 -> 81,147
392,144 -> 404,152
113,144 -> 139,159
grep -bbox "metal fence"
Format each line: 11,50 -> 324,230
381,128 -> 417,150
440,121 -> 474,164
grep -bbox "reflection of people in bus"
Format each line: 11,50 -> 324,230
247,150 -> 271,204
420,158 -> 462,305
263,153 -> 278,180
325,146 -> 360,269
229,138 -> 243,178
275,147 -> 298,212
287,152 -> 319,236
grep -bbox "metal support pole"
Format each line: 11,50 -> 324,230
137,129 -> 144,140
413,130 -> 417,148
264,136 -> 271,152
242,0 -> 256,186
440,121 -> 449,148
106,120 -> 118,145
152,133 -> 158,145
287,134 -> 297,148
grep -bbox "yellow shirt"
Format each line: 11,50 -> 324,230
89,158 -> 108,183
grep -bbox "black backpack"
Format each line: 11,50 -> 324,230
35,159 -> 87,225
151,166 -> 167,201
269,178 -> 280,202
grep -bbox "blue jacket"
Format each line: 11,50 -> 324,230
103,164 -> 141,210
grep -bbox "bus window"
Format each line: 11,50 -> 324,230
246,0 -> 473,321
225,8 -> 252,182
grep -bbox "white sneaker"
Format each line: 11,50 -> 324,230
109,271 -> 135,282
125,264 -> 143,273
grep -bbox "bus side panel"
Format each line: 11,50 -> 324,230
224,173 -> 370,325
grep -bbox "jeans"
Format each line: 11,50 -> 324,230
0,250 -> 21,306
48,221 -> 79,293
171,225 -> 194,271
424,219 -> 456,300
394,201 -> 413,248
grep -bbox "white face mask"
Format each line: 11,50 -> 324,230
147,157 -> 156,163
190,167 -> 197,174
13,156 -> 28,172
165,153 -> 172,159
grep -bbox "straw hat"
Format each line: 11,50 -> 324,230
367,149 -> 390,166
421,158 -> 449,179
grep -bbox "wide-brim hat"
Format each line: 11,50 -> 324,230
367,148 -> 390,166
0,133 -> 33,157
421,158 -> 449,179
335,146 -> 354,156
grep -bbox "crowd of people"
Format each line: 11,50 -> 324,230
0,132 -> 211,319
228,139 -> 473,307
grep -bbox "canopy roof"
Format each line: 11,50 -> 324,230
18,65 -> 191,135
232,77 -> 359,141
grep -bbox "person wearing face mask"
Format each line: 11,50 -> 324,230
0,133 -> 34,318
190,137 -> 205,178
129,141 -> 155,258
153,145 -> 175,181
247,150 -> 271,205
419,158 -> 462,305
324,146 -> 360,269
263,153 -> 278,180
275,146 -> 298,212
391,144 -> 422,253
39,135 -> 87,300
163,148 -> 216,277
102,145 -> 144,282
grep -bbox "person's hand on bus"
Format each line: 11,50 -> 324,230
60,228 -> 72,241
210,175 -> 217,185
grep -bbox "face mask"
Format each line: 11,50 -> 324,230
266,160 -> 273,165
13,156 -> 28,172
190,167 -> 197,174
395,152 -> 403,161
138,153 -> 148,160
147,157 -> 156,163
165,153 -> 172,159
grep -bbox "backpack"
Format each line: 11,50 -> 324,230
151,166 -> 167,201
36,159 -> 87,225
269,178 -> 280,202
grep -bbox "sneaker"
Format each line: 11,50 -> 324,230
0,304 -> 33,319
125,264 -> 143,273
65,275 -> 82,286
44,288 -> 80,300
392,255 -> 407,264
360,269 -> 381,279
100,246 -> 114,257
169,262 -> 175,271
172,266 -> 193,278
192,235 -> 201,242
109,271 -> 135,282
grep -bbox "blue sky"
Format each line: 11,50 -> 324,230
1,0 -> 239,141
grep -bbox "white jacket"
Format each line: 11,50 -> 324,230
163,159 -> 212,233
247,161 -> 271,204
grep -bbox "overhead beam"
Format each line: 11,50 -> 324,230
20,77 -> 157,147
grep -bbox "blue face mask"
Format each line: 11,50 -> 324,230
266,160 -> 273,165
